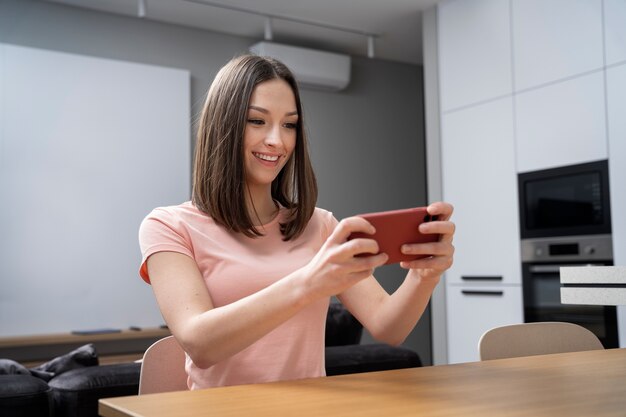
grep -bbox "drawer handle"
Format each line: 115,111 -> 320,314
461,276 -> 503,281
461,290 -> 504,296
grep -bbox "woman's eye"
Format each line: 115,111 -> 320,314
284,122 -> 297,129
247,119 -> 264,125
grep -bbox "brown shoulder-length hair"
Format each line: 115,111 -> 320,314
192,54 -> 318,241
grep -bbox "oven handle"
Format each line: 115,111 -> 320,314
461,290 -> 504,296
529,264 -> 607,274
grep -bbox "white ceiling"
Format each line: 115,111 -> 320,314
45,0 -> 441,65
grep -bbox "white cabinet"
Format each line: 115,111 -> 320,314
438,0 -> 512,111
446,284 -> 523,363
515,71 -> 607,173
605,0 -> 626,66
606,63 -> 626,347
512,0 -> 603,90
441,97 -> 523,363
441,97 -> 521,286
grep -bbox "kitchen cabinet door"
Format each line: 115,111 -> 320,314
446,284 -> 523,363
606,63 -> 626,348
441,97 -> 521,286
512,0 -> 603,90
438,0 -> 512,111
515,71 -> 607,173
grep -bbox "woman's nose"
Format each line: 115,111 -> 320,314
264,125 -> 282,146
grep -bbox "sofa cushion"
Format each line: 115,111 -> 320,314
49,362 -> 140,417
0,374 -> 53,417
31,343 -> 99,381
0,359 -> 30,376
325,343 -> 422,376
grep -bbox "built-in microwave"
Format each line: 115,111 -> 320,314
518,160 -> 612,240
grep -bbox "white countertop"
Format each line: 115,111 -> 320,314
560,266 -> 626,284
560,266 -> 626,306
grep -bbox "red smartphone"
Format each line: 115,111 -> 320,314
347,207 -> 440,265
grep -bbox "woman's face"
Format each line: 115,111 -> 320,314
243,78 -> 298,190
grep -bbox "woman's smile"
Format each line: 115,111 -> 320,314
252,151 -> 281,165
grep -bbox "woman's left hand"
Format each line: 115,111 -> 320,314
399,202 -> 455,281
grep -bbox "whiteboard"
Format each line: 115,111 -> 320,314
0,44 -> 190,337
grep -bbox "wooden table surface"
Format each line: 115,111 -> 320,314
100,348 -> 626,417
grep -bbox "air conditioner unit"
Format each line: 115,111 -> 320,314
250,41 -> 351,91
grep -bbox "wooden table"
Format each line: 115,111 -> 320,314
100,348 -> 626,417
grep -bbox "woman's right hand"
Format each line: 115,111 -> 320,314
301,217 -> 388,298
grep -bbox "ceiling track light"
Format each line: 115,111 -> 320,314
137,0 -> 147,18
367,36 -> 375,59
264,17 -> 273,42
181,0 -> 380,58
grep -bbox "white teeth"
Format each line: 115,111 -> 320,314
253,152 -> 279,162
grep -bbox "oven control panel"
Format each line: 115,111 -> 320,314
521,234 -> 613,262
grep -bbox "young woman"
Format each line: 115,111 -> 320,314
139,54 -> 455,389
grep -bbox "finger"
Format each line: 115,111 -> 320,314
329,216 -> 376,244
419,220 -> 456,242
401,241 -> 454,257
343,237 -> 380,258
400,254 -> 453,271
350,252 -> 388,271
427,202 -> 454,221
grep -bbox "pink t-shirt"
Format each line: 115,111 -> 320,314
138,201 -> 336,389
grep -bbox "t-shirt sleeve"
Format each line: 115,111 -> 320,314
318,208 -> 339,241
138,208 -> 193,284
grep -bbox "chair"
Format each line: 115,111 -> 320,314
478,322 -> 604,361
138,336 -> 188,395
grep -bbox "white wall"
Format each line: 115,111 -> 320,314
0,43 -> 190,336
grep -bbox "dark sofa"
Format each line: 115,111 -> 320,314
0,303 -> 421,417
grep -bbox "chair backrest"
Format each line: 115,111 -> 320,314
138,335 -> 188,395
479,322 -> 604,361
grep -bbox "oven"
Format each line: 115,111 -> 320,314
521,235 -> 618,348
518,160 -> 618,348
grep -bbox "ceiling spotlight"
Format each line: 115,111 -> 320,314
367,36 -> 375,59
138,0 -> 147,18
264,17 -> 273,41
